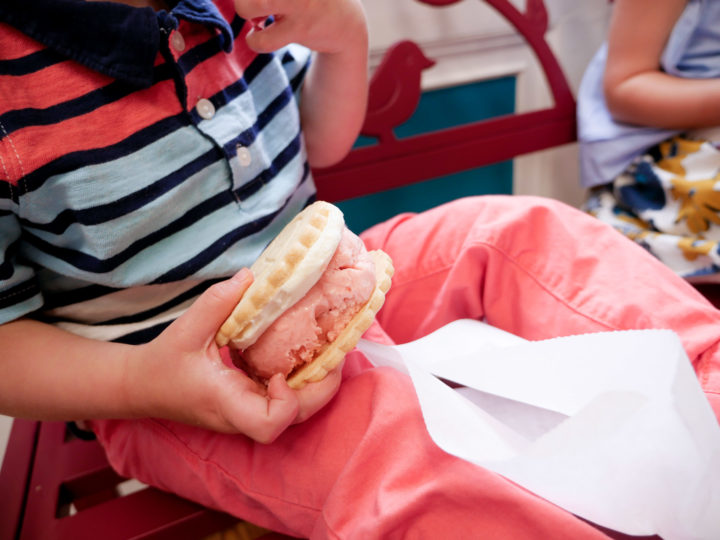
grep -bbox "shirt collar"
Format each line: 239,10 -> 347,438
0,0 -> 234,87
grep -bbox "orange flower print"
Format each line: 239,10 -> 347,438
670,177 -> 720,234
677,236 -> 717,261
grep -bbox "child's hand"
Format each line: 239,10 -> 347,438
127,269 -> 343,443
233,0 -> 367,55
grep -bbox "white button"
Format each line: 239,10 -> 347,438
236,145 -> 252,167
170,31 -> 186,52
196,98 -> 215,120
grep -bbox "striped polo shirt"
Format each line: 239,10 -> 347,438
0,0 -> 315,343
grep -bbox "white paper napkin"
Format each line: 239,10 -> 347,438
357,319 -> 720,539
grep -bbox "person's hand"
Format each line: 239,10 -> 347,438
126,269 -> 342,443
233,0 -> 367,55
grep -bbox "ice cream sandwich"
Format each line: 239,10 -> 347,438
215,201 -> 394,389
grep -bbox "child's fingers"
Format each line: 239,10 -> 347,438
169,269 -> 253,348
293,360 -> 344,423
230,374 -> 299,443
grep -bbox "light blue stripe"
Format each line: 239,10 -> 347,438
197,58 -> 297,147
0,292 -> 44,326
227,100 -> 302,188
240,143 -> 307,208
279,44 -> 312,81
196,175 -> 316,277
26,157 -> 229,252
19,125 -> 216,219
22,159 -> 312,287
21,158 -> 230,280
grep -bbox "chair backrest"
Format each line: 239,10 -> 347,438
313,0 -> 577,203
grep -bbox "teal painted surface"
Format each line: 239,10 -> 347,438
339,163 -> 512,234
337,76 -> 516,233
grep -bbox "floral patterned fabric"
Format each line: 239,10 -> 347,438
585,136 -> 720,282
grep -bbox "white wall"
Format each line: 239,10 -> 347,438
361,0 -> 613,208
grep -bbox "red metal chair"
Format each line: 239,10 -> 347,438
313,0 -> 576,202
0,419 -> 244,540
0,1 -> 583,538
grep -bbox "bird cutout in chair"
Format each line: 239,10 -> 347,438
361,40 -> 435,145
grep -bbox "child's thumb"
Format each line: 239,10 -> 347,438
179,269 -> 254,345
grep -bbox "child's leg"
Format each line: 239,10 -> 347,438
92,195 -> 720,538
92,362 -> 610,540
361,195 -> 720,420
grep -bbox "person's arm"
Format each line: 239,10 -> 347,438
0,270 -> 343,443
603,0 -> 720,129
234,0 -> 369,168
0,317 -> 139,421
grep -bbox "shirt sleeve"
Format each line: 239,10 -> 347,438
0,209 -> 43,325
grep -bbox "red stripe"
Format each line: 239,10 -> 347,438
0,23 -> 43,60
0,132 -> 24,187
171,18 -> 256,106
0,60 -> 116,116
186,44 -> 257,106
0,3 -> 254,184
6,81 -> 183,181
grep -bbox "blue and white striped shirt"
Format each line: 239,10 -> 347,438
0,0 -> 315,343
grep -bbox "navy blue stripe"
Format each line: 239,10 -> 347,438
22,190 -> 235,274
20,114 -> 187,195
0,182 -> 17,203
0,47 -> 66,75
151,209 -> 279,284
112,320 -> 172,344
20,147 -> 222,234
177,37 -> 223,74
243,52 -> 273,85
187,53 -> 274,125
21,131 -> 306,281
176,16 -> 244,74
257,84 -> 293,128
154,164 -> 311,284
235,132 -> 303,201
229,15 -> 245,37
0,63 -> 174,136
42,283 -> 120,311
0,238 -> 21,280
221,86 -> 293,156
218,52 -> 273,108
281,51 -> 294,65
289,60 -> 309,94
0,278 -> 39,310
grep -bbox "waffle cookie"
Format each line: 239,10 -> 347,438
216,201 -> 345,350
215,201 -> 394,388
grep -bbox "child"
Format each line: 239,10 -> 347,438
1,1 -> 719,538
578,0 -> 720,281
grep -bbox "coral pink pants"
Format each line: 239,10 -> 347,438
92,196 -> 720,539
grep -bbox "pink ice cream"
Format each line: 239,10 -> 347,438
240,228 -> 376,381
